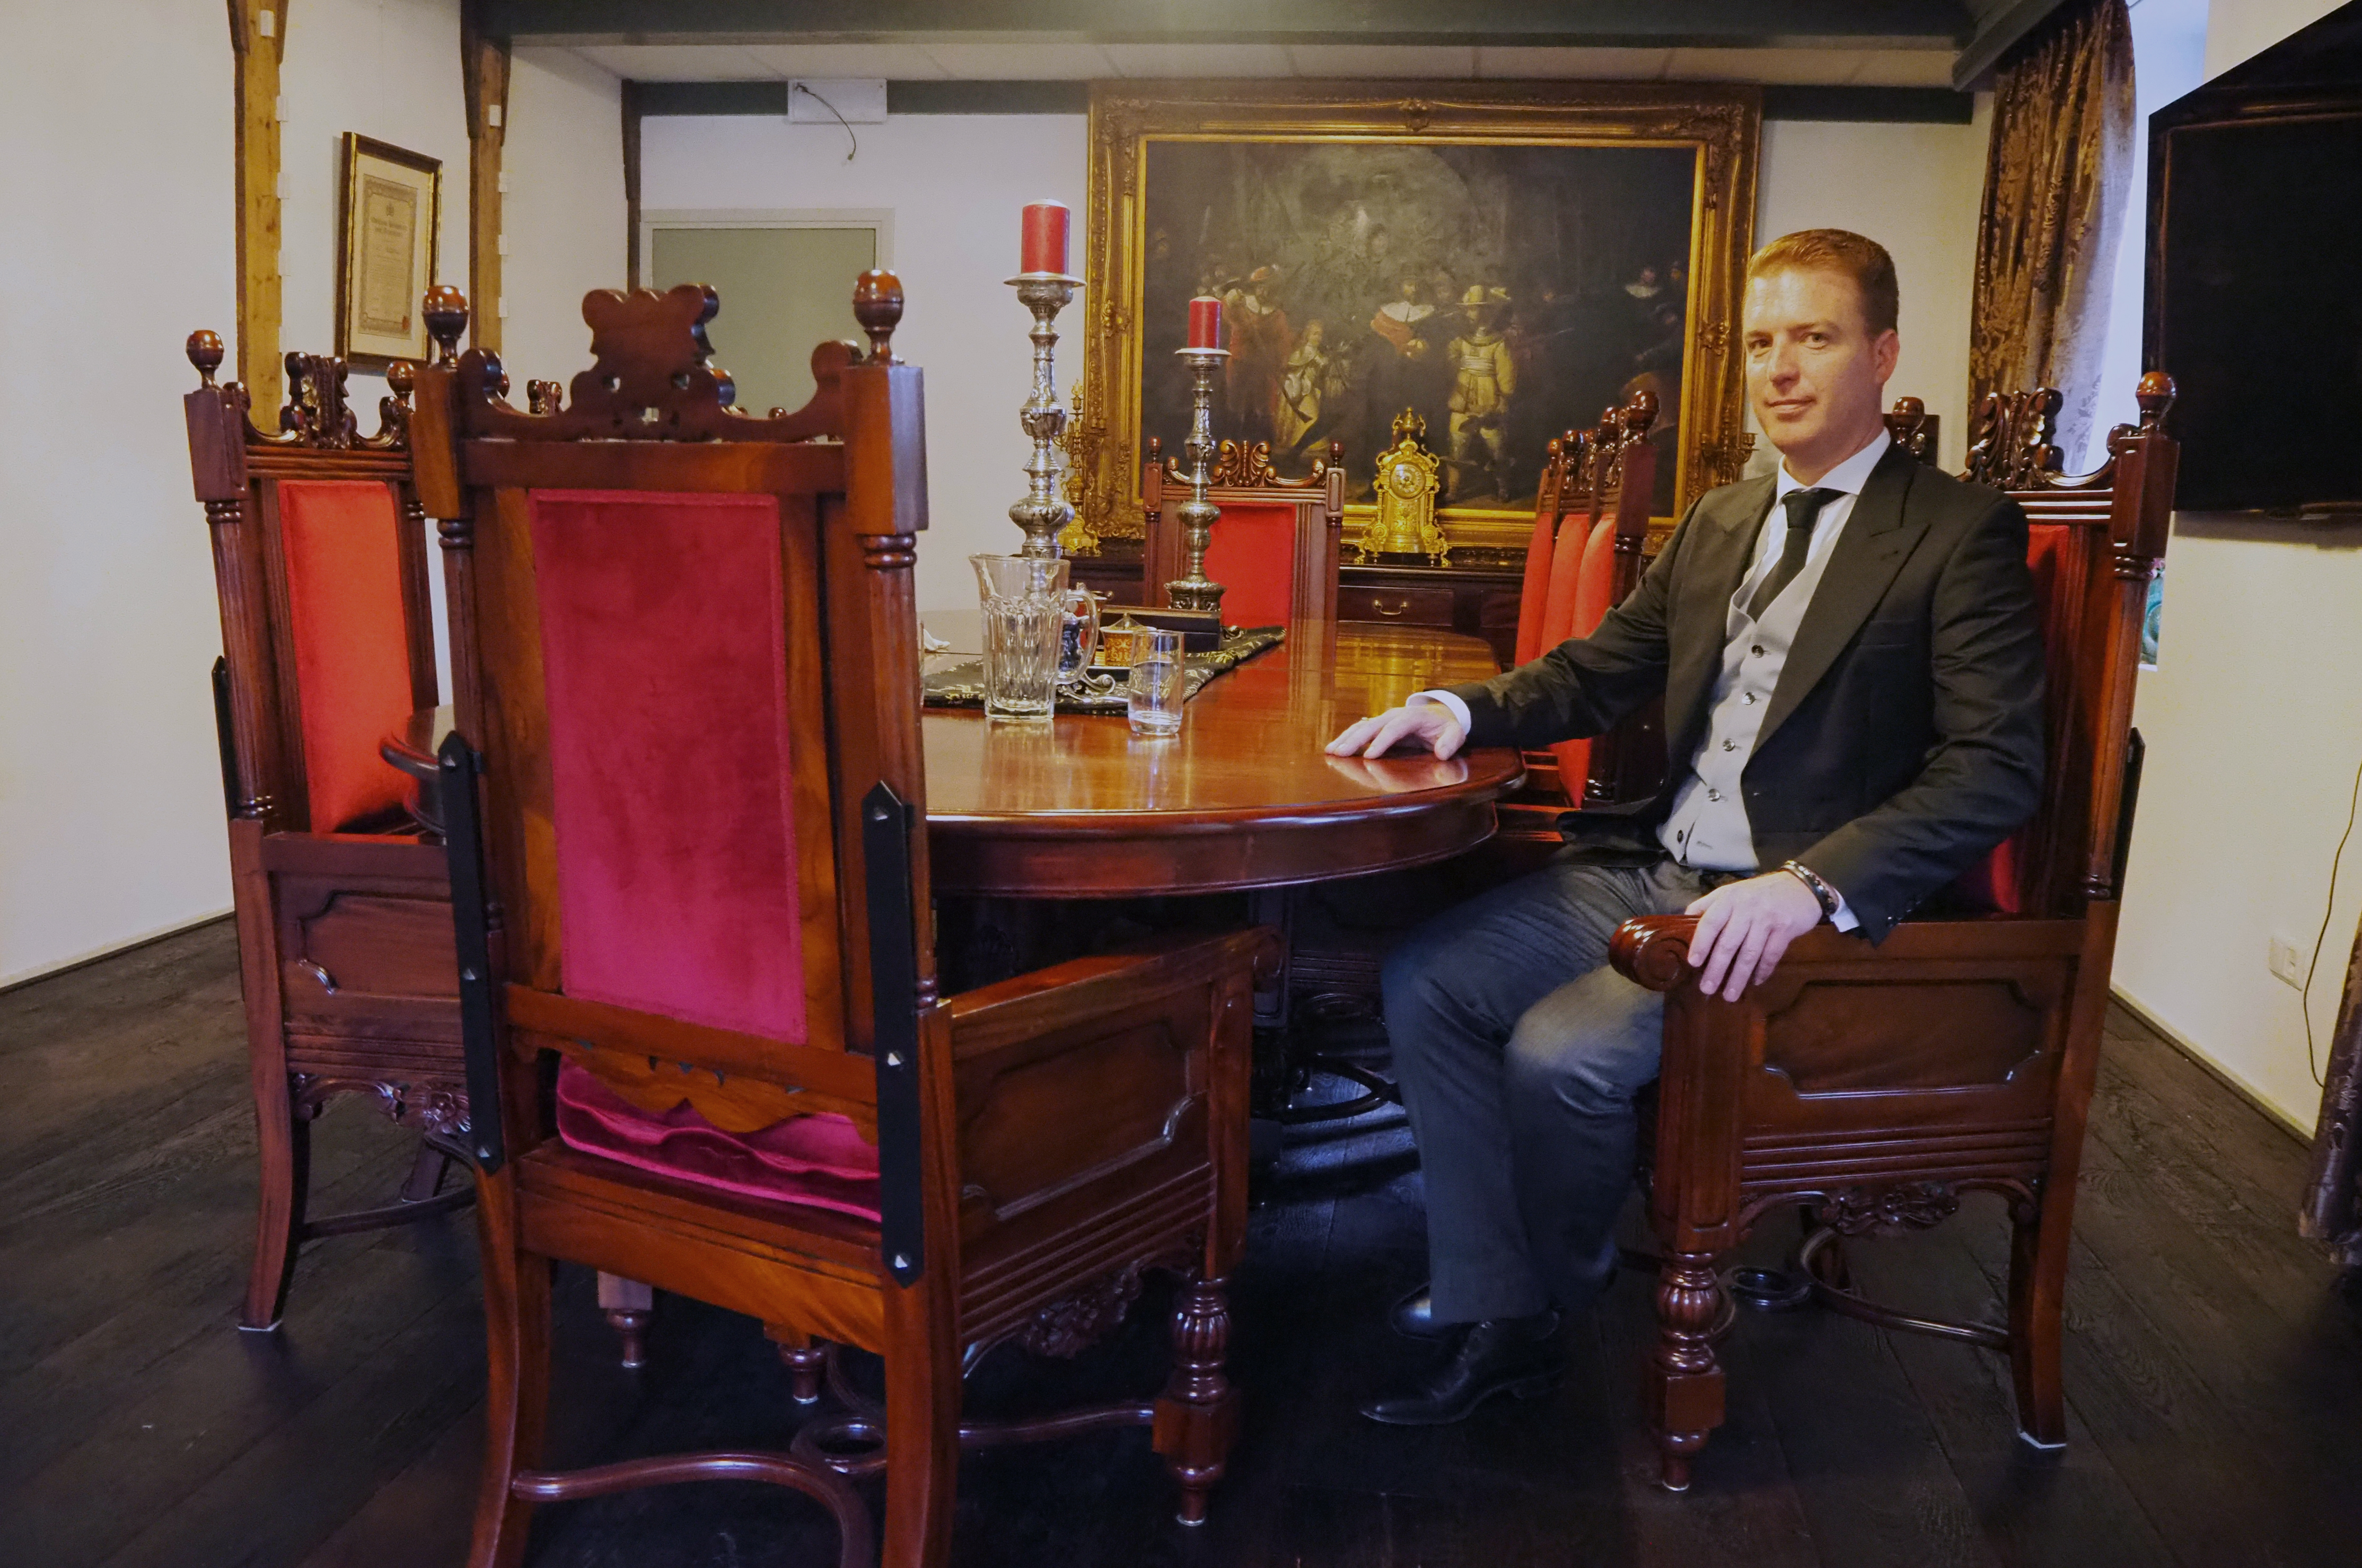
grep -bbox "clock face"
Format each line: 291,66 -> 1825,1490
1390,461 -> 1420,495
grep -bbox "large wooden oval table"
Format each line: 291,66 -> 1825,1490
922,622 -> 1522,897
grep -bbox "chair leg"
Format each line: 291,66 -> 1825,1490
1152,1274 -> 1239,1526
879,1282 -> 960,1568
767,1326 -> 826,1405
241,1078 -> 310,1332
1647,1249 -> 1726,1492
467,1176 -> 549,1568
596,1273 -> 654,1370
399,1138 -> 454,1203
2008,1191 -> 2072,1450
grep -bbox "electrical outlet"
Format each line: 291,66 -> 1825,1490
2268,935 -> 2306,990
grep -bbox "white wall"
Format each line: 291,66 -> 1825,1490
2109,0 -> 2362,1132
0,1 -> 238,983
0,0 -> 511,988
1753,103 -> 1991,473
640,112 -> 1088,613
279,0 -> 470,392
502,48 -> 628,385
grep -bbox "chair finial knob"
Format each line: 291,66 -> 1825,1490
384,359 -> 415,400
187,330 -> 224,385
2135,370 -> 2176,427
853,269 -> 905,364
1623,386 -> 1659,437
423,285 -> 470,366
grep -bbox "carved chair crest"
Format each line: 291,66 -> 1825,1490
183,330 -> 412,452
439,275 -> 901,445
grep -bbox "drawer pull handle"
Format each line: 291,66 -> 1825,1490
1373,597 -> 1407,618
298,959 -> 339,996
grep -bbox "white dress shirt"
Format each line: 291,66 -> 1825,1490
1412,429 -> 1897,930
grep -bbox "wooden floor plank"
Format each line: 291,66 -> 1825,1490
5,933 -> 2360,1567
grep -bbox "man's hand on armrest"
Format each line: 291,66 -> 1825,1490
1324,690 -> 1467,760
1682,871 -> 1827,1001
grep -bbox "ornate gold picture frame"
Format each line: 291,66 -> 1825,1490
1077,82 -> 1760,551
336,133 -> 442,371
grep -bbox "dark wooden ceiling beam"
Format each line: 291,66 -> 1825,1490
1951,0 -> 2076,88
485,0 -> 1972,49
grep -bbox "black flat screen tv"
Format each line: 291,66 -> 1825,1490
2147,5 -> 2362,514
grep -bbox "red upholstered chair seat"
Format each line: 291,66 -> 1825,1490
555,1062 -> 881,1220
1948,521 -> 2069,915
1200,500 -> 1299,629
276,479 -> 416,830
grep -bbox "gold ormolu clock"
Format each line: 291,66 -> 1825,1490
1356,409 -> 1450,564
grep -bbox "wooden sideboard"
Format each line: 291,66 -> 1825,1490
1072,540 -> 1523,671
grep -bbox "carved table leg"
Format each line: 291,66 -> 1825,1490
1152,1275 -> 1239,1526
596,1273 -> 654,1370
1647,1249 -> 1726,1492
768,1326 -> 827,1406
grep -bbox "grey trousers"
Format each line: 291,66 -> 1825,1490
1381,856 -> 1720,1324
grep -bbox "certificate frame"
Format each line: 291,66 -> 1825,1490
1078,81 -> 1760,551
336,134 -> 443,371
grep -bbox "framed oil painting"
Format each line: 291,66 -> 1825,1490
1076,83 -> 1760,552
336,134 -> 442,371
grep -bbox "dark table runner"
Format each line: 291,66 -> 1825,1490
922,626 -> 1285,715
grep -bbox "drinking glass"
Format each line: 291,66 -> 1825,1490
970,554 -> 1066,720
1127,627 -> 1186,737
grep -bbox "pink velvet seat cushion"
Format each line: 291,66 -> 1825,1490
276,479 -> 415,831
1200,500 -> 1299,628
555,1061 -> 880,1220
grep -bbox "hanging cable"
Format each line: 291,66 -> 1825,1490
2303,753 -> 2362,1086
792,82 -> 857,163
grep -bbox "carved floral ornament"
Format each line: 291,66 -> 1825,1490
1075,80 -> 1761,549
183,329 -> 414,453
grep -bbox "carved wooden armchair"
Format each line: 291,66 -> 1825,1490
1608,374 -> 2177,1490
1142,437 -> 1346,632
183,336 -> 471,1332
414,276 -> 1266,1568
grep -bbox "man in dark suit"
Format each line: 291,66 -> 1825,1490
1325,230 -> 2046,1425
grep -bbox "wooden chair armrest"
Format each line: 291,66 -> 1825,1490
947,926 -> 1279,1052
1612,911 -> 2075,993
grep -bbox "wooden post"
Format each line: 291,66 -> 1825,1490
228,1 -> 291,414
461,2 -> 510,355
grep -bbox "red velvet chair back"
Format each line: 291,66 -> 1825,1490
1514,431 -> 1583,666
185,347 -> 438,834
1949,377 -> 2179,918
414,279 -> 930,1148
1142,438 -> 1345,634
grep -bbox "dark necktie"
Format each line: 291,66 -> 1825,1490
1746,486 -> 1841,619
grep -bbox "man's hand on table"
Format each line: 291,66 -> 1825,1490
1683,871 -> 1825,1001
1325,700 -> 1465,761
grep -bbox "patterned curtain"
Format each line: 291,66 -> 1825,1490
1969,0 -> 2136,462
2302,918 -> 2362,1266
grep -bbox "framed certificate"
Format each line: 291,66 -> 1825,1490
336,134 -> 442,370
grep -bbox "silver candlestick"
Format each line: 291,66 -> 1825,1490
1006,270 -> 1082,557
1165,346 -> 1229,615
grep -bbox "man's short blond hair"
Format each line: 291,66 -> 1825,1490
1746,229 -> 1899,338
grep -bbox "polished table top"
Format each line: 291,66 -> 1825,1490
387,623 -> 1520,896
920,620 -> 1521,896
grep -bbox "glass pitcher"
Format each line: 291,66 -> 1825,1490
970,554 -> 1096,719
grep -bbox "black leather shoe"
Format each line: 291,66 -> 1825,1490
1390,1284 -> 1445,1339
1359,1312 -> 1562,1425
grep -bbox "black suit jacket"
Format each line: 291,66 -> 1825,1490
1449,442 -> 2045,942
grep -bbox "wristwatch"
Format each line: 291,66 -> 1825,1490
1780,859 -> 1841,923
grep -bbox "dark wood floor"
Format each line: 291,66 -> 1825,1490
6,919 -> 2361,1568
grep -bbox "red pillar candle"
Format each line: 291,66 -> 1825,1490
1187,295 -> 1224,350
1020,201 -> 1069,275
